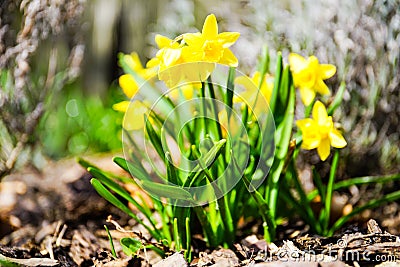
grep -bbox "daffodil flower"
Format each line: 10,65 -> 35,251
234,71 -> 273,116
183,14 -> 240,67
168,82 -> 201,100
289,53 -> 336,106
296,101 -> 346,161
122,100 -> 149,131
114,53 -> 156,112
149,34 -> 215,88
147,34 -> 184,71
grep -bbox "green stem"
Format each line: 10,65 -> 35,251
173,218 -> 181,251
185,217 -> 192,261
193,206 -> 217,247
322,150 -> 339,233
202,164 -> 235,246
268,159 -> 284,219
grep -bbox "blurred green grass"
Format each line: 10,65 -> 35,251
38,81 -> 124,158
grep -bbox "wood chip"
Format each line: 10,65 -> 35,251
0,253 -> 58,266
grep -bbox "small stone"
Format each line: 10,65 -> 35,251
153,252 -> 188,267
211,248 -> 239,266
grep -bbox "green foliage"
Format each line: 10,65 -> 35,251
38,83 -> 123,158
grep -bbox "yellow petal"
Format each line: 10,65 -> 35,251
260,76 -> 273,103
183,33 -> 203,47
218,32 -> 240,48
296,118 -> 315,130
317,138 -> 331,161
146,57 -> 160,68
307,56 -> 320,71
119,74 -> 138,99
297,119 -> 320,150
169,84 -> 195,100
155,34 -> 173,49
329,128 -> 347,148
319,64 -> 336,79
202,14 -> 218,39
301,137 -> 320,150
162,48 -> 182,67
299,86 -> 316,106
158,62 -> 214,88
312,101 -> 328,125
289,53 -> 307,73
314,79 -> 331,95
219,48 -> 238,67
123,100 -> 148,131
124,52 -> 144,72
112,101 -> 130,112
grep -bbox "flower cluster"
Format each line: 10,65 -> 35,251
115,14 -> 346,160
289,53 -> 346,161
148,14 -> 240,73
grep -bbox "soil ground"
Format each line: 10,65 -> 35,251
0,157 -> 399,266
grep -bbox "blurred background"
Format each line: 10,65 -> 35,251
0,0 -> 399,178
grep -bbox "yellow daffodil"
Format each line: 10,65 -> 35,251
289,53 -> 336,106
147,34 -> 184,70
119,52 -> 157,99
296,101 -> 347,161
149,34 -> 214,88
183,14 -> 240,67
168,82 -> 201,100
114,53 -> 156,112
234,71 -> 273,116
119,74 -> 138,99
122,100 -> 149,131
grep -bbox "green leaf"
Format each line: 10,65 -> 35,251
145,115 -> 165,162
120,237 -> 142,256
141,180 -> 193,201
328,189 -> 400,236
90,178 -> 160,240
276,82 -> 295,160
307,173 -> 400,201
257,45 -> 270,82
226,67 -> 235,117
278,66 -> 291,108
173,218 -> 181,251
327,81 -> 346,115
269,52 -> 283,113
312,167 -> 326,203
0,258 -> 20,267
76,157 -> 93,169
113,157 -> 150,182
184,139 -> 226,187
233,156 -> 276,241
166,152 -> 179,185
87,167 -> 153,220
185,217 -> 192,260
321,150 -> 340,233
104,225 -> 117,258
